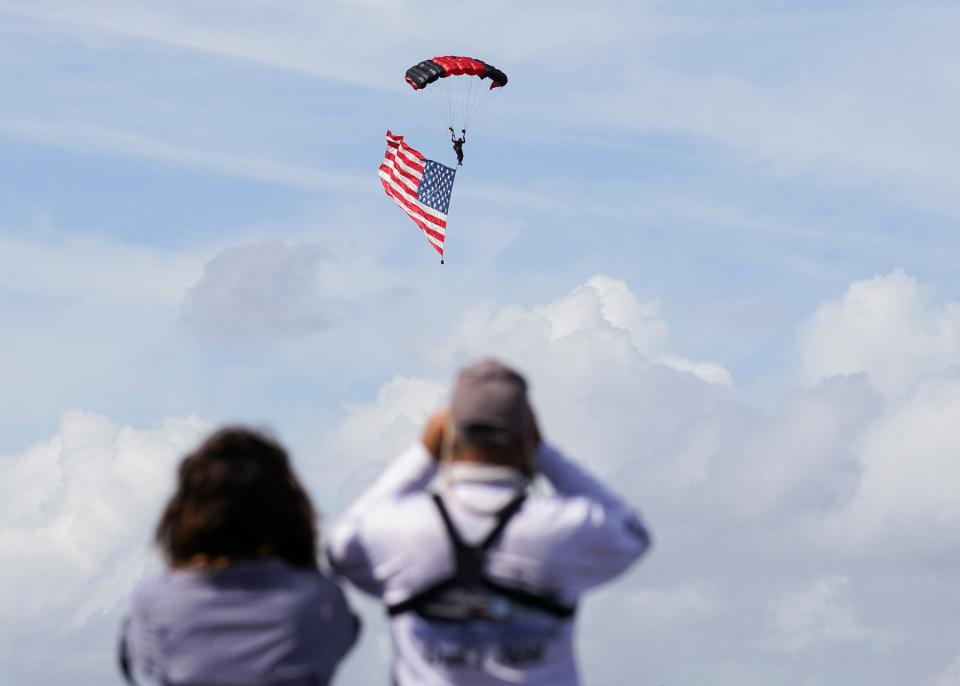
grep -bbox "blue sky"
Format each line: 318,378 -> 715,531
2,2 -> 960,685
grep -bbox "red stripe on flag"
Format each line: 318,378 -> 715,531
380,154 -> 423,188
396,140 -> 425,162
379,175 -> 447,234
380,130 -> 449,261
382,185 -> 446,246
393,146 -> 426,173
378,162 -> 418,197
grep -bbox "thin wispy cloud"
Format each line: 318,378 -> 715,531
0,119 -> 367,192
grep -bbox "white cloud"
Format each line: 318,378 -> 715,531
931,655 -> 960,686
321,271 -> 959,684
442,274 -> 733,388
0,411 -> 209,672
0,119 -> 365,192
5,1 -> 960,216
0,1 -> 638,86
556,6 -> 960,214
766,576 -> 873,652
5,270 -> 960,685
816,372 -> 960,553
179,240 -> 406,341
799,269 -> 960,397
314,375 -> 446,510
181,241 -> 342,340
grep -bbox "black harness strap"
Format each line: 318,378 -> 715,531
387,492 -> 576,619
477,493 -> 527,550
480,579 -> 576,618
431,492 -> 526,584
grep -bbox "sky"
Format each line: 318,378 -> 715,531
1,1 -> 959,684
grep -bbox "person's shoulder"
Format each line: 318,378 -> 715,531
270,561 -> 343,597
514,491 -> 605,541
283,566 -> 355,624
358,492 -> 442,549
364,491 -> 437,529
129,568 -> 196,613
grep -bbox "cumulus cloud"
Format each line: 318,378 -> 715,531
180,241 -> 392,341
6,270 -> 960,685
0,412 -> 210,681
312,375 -> 446,510
442,274 -> 733,387
799,269 -> 960,397
815,372 -> 960,553
323,271 -> 958,685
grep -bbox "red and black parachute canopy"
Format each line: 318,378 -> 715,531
405,56 -> 508,91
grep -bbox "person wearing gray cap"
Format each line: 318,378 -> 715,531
327,359 -> 651,686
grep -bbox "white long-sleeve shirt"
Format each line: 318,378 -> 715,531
326,442 -> 650,686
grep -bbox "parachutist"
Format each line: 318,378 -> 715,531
449,127 -> 466,165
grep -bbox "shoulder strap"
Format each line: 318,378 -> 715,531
479,493 -> 526,551
431,493 -> 481,581
386,492 -> 575,620
432,492 -> 527,557
431,493 -> 466,549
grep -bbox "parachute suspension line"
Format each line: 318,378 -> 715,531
470,86 -> 501,129
456,75 -> 464,129
461,76 -> 468,130
446,77 -> 455,131
406,56 -> 507,150
457,76 -> 464,130
422,85 -> 450,130
470,77 -> 486,128
463,75 -> 479,132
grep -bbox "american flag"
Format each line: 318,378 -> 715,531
379,130 -> 457,263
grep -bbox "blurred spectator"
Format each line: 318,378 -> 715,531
120,427 -> 358,686
327,359 -> 650,686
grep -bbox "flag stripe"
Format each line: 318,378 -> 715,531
379,158 -> 422,192
379,176 -> 444,233
396,147 -> 426,171
378,170 -> 448,225
380,131 -> 455,261
387,131 -> 425,161
385,145 -> 426,177
379,163 -> 419,197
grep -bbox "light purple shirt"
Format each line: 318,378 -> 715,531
123,558 -> 358,686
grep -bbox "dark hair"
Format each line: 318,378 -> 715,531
156,427 -> 318,569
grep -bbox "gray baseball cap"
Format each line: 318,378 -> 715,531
449,359 -> 531,446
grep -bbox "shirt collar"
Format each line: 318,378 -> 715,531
443,461 -> 528,489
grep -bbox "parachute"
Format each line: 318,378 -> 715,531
405,56 -> 508,133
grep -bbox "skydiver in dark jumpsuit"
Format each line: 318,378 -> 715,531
449,127 -> 465,165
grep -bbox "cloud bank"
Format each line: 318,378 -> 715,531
3,270 -> 959,685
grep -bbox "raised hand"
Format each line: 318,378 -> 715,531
421,409 -> 449,461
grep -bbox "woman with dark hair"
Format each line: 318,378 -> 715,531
121,427 -> 359,686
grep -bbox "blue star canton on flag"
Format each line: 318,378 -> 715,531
417,160 -> 457,215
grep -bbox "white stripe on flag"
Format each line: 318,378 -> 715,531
378,172 -> 448,226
